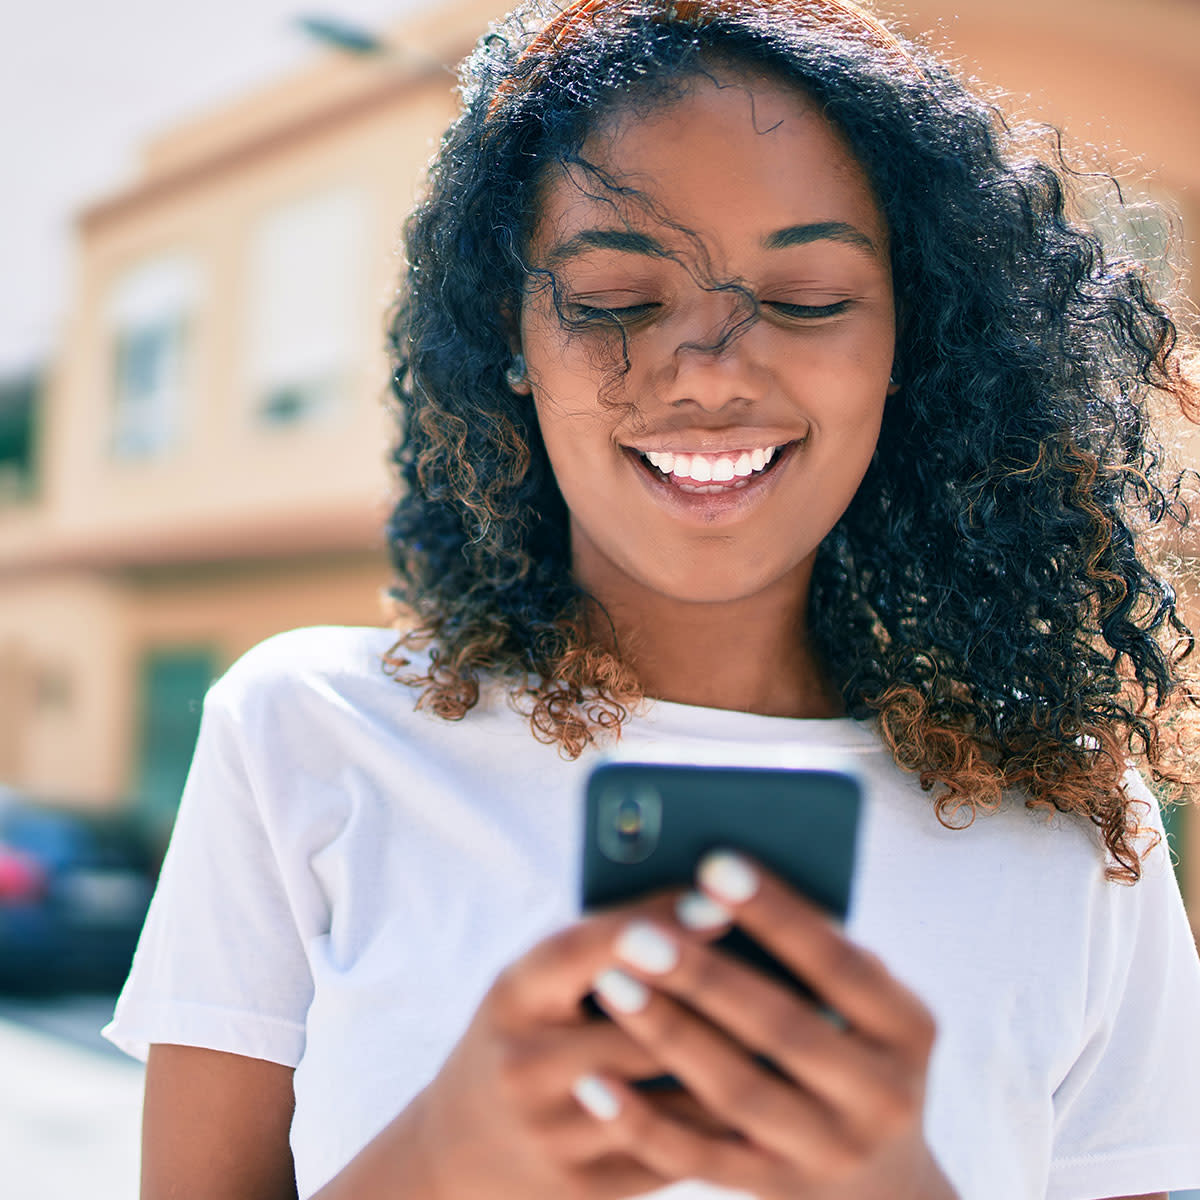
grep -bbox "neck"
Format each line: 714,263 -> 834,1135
578,560 -> 843,721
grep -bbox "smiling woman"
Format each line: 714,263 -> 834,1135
105,1 -> 1200,1199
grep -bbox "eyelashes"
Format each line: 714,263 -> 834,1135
566,302 -> 659,327
563,298 -> 854,326
764,300 -> 854,320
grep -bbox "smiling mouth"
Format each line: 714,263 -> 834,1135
629,441 -> 801,494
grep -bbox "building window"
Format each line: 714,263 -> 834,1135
108,256 -> 199,459
246,186 -> 366,428
0,370 -> 40,502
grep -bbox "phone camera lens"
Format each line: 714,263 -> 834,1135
616,798 -> 643,841
596,782 -> 662,864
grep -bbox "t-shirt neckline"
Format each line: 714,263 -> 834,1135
632,694 -> 882,751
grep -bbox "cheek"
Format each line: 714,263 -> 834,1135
534,395 -> 615,456
816,401 -> 886,494
521,286 -> 649,396
789,334 -> 891,438
800,312 -> 895,378
532,398 -> 629,528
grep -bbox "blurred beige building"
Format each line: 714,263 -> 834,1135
0,0 -> 500,840
0,0 -> 1197,908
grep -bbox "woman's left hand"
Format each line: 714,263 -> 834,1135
578,852 -> 958,1200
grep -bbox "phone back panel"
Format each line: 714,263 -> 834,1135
582,762 -> 862,1072
583,762 -> 861,920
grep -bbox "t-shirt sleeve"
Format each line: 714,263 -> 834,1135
102,669 -> 313,1067
1046,771 -> 1200,1199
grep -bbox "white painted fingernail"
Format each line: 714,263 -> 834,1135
615,920 -> 679,974
572,1074 -> 621,1121
675,890 -> 733,931
593,967 -> 650,1013
699,850 -> 759,904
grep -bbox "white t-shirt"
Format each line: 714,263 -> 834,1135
104,625 -> 1200,1199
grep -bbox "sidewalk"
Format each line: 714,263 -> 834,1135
0,1014 -> 143,1200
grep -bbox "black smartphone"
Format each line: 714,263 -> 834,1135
582,749 -> 863,1006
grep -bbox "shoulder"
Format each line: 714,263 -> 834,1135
201,626 -> 436,757
204,625 -> 437,723
201,625 -> 526,777
211,625 -> 407,703
855,750 -> 1175,919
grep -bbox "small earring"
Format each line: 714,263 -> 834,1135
505,353 -> 528,391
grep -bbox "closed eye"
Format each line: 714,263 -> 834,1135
567,302 -> 660,324
764,299 -> 854,320
564,297 -> 851,325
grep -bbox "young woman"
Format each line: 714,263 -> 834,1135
106,1 -> 1200,1198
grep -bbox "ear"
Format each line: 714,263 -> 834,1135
499,300 -> 523,357
504,353 -> 533,396
498,301 -> 533,395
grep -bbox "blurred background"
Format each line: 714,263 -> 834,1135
0,0 -> 1197,1195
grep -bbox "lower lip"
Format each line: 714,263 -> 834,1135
623,442 -> 800,521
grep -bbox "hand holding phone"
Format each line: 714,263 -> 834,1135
582,747 -> 863,1000
576,850 -> 951,1200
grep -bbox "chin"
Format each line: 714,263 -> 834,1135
637,562 -> 792,607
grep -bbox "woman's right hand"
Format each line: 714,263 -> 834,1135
390,892 -> 727,1200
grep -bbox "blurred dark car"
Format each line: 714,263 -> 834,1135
0,787 -> 157,994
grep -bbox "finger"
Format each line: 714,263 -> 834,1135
533,1108 -> 669,1196
579,1154 -> 670,1199
542,1087 -> 736,1160
571,1073 -> 778,1195
591,969 -> 857,1171
612,917 -> 915,1137
700,852 -> 937,1057
536,1102 -> 634,1165
493,890 -> 729,1025
505,1020 -> 668,1107
648,1087 -> 742,1138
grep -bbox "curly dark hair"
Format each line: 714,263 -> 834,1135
384,0 -> 1199,881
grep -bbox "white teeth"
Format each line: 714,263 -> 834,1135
684,482 -> 747,494
643,443 -> 787,483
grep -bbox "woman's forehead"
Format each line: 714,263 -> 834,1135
529,68 -> 889,261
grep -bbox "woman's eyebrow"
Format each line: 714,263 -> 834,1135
542,222 -> 879,264
543,228 -> 667,264
764,221 -> 879,257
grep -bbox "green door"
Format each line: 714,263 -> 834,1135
135,648 -> 217,839
1162,796 -> 1187,890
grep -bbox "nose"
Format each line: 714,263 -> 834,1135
655,299 -> 766,412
